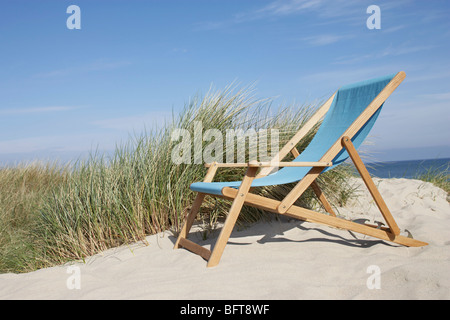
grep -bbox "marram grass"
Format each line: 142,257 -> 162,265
414,163 -> 450,194
1,85 -> 355,273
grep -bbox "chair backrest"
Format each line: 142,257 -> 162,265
295,73 -> 396,170
260,73 -> 397,184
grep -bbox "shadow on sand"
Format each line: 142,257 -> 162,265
168,215 -> 398,255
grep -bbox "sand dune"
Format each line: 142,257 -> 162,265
1,178 -> 449,300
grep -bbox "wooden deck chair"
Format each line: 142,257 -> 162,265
174,71 -> 428,267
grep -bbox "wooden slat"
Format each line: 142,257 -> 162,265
290,147 -> 300,158
250,161 -> 332,167
221,187 -> 427,247
203,162 -> 219,182
207,167 -> 258,267
310,181 -> 336,217
204,163 -> 250,168
174,162 -> 219,250
178,237 -> 212,261
341,136 -> 401,235
174,193 -> 206,249
204,161 -> 332,168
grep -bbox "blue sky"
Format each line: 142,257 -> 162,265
0,0 -> 449,164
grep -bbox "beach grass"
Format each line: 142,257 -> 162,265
0,162 -> 69,272
0,85 -> 356,273
414,163 -> 450,194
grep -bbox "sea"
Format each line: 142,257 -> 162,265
365,157 -> 450,179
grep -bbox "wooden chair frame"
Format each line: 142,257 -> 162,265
174,72 -> 428,267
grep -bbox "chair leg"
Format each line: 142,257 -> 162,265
341,136 -> 401,235
207,167 -> 258,267
174,193 -> 206,249
174,163 -> 219,249
310,181 -> 336,217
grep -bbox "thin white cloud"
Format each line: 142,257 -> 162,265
334,43 -> 435,65
0,106 -> 76,115
0,130 -> 130,159
172,48 -> 188,54
299,65 -> 397,87
92,111 -> 173,132
33,60 -> 131,78
407,69 -> 450,83
252,0 -> 322,17
380,44 -> 435,57
0,134 -> 97,154
382,24 -> 407,33
195,0 -> 323,30
302,34 -> 353,46
418,92 -> 450,100
196,0 -> 416,31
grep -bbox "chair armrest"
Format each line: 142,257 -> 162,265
204,162 -> 250,168
249,161 -> 332,167
204,161 -> 332,168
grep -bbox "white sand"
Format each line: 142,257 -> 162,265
1,178 -> 449,300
